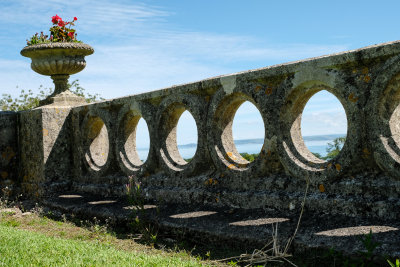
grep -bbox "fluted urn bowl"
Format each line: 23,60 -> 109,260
20,42 -> 94,76
20,42 -> 94,106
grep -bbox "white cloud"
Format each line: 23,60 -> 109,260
75,31 -> 348,99
0,0 -> 352,144
1,0 -> 350,100
0,0 -> 169,26
301,110 -> 347,136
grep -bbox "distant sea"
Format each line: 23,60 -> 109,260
136,134 -> 346,161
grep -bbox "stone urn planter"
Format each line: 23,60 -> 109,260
20,42 -> 94,106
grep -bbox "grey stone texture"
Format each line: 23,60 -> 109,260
3,40 -> 400,221
0,112 -> 18,195
68,40 -> 400,220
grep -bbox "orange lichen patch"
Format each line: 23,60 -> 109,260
0,171 -> 8,179
204,178 -> 213,185
215,198 -> 219,202
265,87 -> 273,95
255,85 -> 262,92
335,163 -> 341,171
205,178 -> 219,186
362,67 -> 369,74
319,184 -> 325,193
352,69 -> 358,74
362,148 -> 371,158
1,147 -> 16,162
348,93 -> 359,103
364,75 -> 371,83
226,152 -> 237,161
227,164 -> 235,169
42,128 -> 49,137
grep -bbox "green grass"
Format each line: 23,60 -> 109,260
0,225 -> 206,266
1,206 -> 395,266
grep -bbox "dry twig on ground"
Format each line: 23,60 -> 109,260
217,176 -> 310,267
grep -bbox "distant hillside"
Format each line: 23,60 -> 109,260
172,134 -> 346,149
302,134 -> 346,142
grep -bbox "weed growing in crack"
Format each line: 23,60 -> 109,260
0,187 -> 24,212
358,230 -> 381,265
90,217 -> 108,235
126,175 -> 158,246
388,259 -> 400,267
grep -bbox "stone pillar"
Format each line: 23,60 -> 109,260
19,104 -> 77,198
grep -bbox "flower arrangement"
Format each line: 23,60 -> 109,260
26,15 -> 81,46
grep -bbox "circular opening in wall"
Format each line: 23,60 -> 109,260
232,101 -> 265,162
136,118 -> 150,162
120,114 -> 150,170
385,79 -> 400,148
390,103 -> 400,147
176,110 -> 198,162
84,116 -> 109,171
376,73 -> 400,166
300,90 -> 347,161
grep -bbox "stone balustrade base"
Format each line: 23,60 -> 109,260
41,192 -> 400,260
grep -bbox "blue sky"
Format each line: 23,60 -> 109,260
1,0 -> 398,147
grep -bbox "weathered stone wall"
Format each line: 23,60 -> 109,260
0,111 -> 18,196
19,106 -> 74,198
10,40 -> 400,220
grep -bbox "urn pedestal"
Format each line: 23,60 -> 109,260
20,42 -> 94,106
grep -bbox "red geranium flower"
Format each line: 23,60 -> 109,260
52,14 -> 62,24
58,20 -> 66,27
27,15 -> 80,45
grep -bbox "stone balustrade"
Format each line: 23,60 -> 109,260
2,40 -> 400,219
